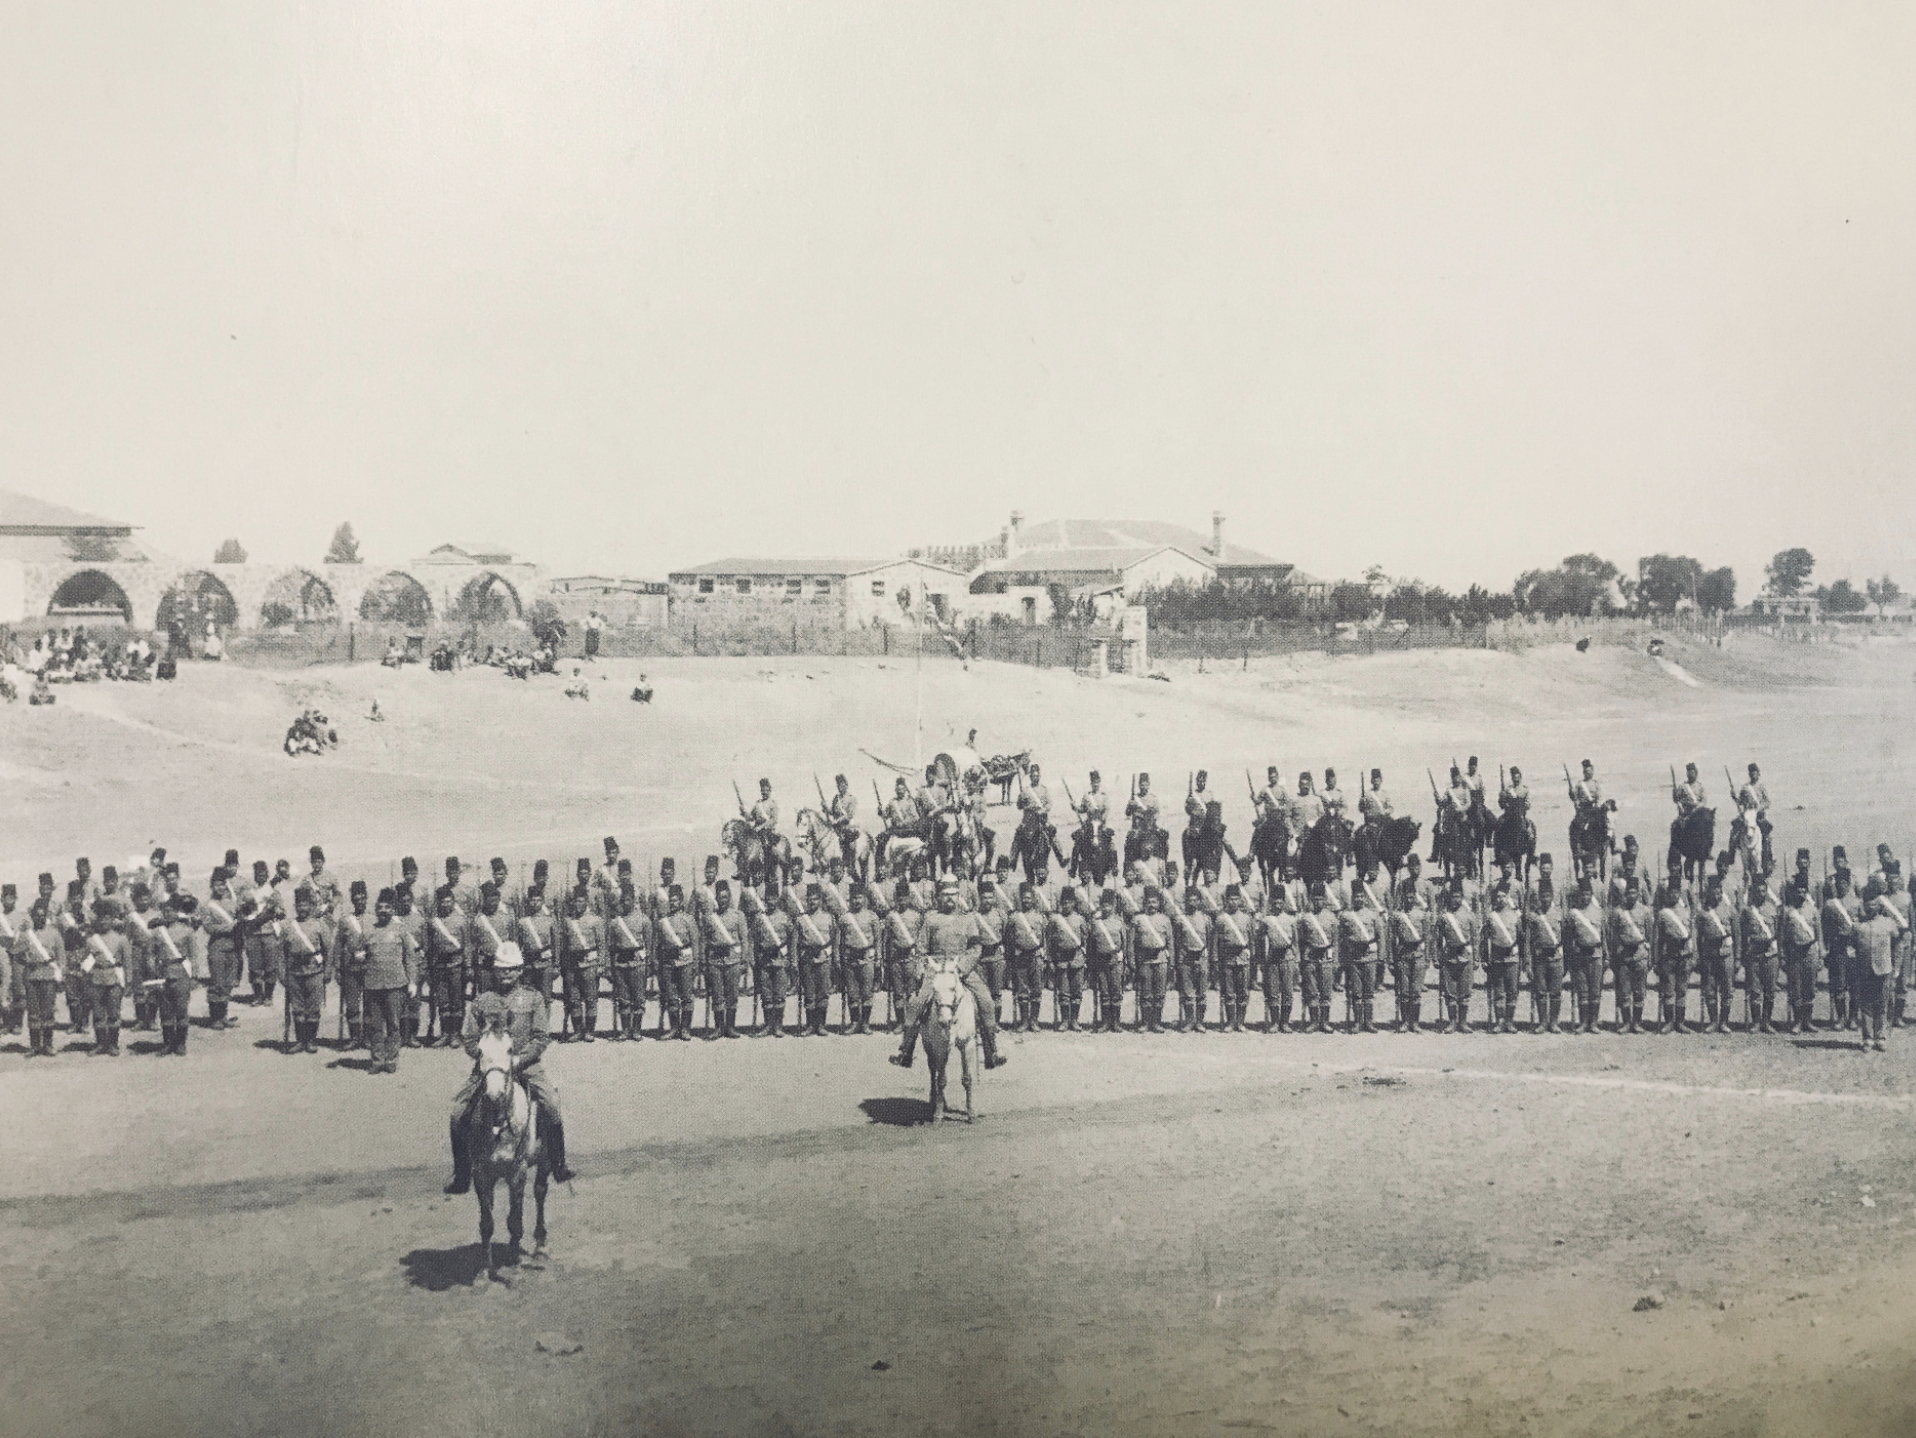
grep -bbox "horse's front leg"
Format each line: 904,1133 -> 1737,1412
476,1178 -> 498,1283
507,1174 -> 526,1261
961,1040 -> 975,1123
533,1163 -> 549,1258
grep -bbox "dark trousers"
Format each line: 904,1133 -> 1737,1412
1174,954 -> 1208,1004
978,955 -> 1006,1001
156,975 -> 193,1025
205,942 -> 240,1004
286,970 -> 326,1022
561,961 -> 601,1031
1826,943 -> 1857,1018
1009,951 -> 1045,1008
1745,947 -> 1779,1024
1614,956 -> 1647,1018
66,971 -> 91,1029
708,963 -> 741,1031
609,964 -> 646,1019
1088,959 -> 1123,1021
1262,953 -> 1297,1026
658,963 -> 694,1018
1486,960 -> 1519,1015
25,978 -> 59,1028
840,953 -> 876,1010
1138,960 -> 1169,1026
1569,956 -> 1603,1021
1300,952 -> 1334,1012
1697,946 -> 1734,1021
797,956 -> 831,1013
336,969 -> 364,1034
364,987 -> 406,1065
1338,958 -> 1371,1008
1530,951 -> 1563,1002
431,966 -> 467,1035
1392,949 -> 1428,1011
1781,942 -> 1818,1021
1857,968 -> 1889,1039
89,984 -> 123,1030
758,963 -> 792,1022
1441,961 -> 1473,1022
1050,963 -> 1084,1025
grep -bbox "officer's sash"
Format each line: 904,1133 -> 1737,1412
1047,913 -> 1082,951
1173,910 -> 1208,952
83,933 -> 117,973
1484,910 -> 1515,950
612,915 -> 647,952
794,910 -> 830,950
1133,913 -> 1170,952
886,911 -> 917,948
1297,912 -> 1331,952
1089,913 -> 1122,954
24,926 -> 57,976
1822,898 -> 1856,935
1526,913 -> 1559,952
1745,907 -> 1774,945
432,915 -> 462,955
1215,911 -> 1248,950
751,911 -> 784,951
1568,907 -> 1602,946
1007,910 -> 1043,952
1391,910 -> 1422,948
156,923 -> 184,963
1612,909 -> 1645,947
288,921 -> 320,957
1261,915 -> 1294,952
476,913 -> 504,952
656,914 -> 690,954
0,912 -> 15,941
1782,906 -> 1817,945
205,900 -> 234,930
1439,911 -> 1471,950
1658,907 -> 1692,943
1343,910 -> 1376,947
840,912 -> 873,951
342,913 -> 366,955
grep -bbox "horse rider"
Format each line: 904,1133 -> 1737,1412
1735,763 -> 1774,873
748,778 -> 781,848
1359,769 -> 1392,828
444,942 -> 575,1194
827,774 -> 861,869
1125,772 -> 1165,856
889,879 -> 1007,1068
1320,768 -> 1349,829
1498,765 -> 1530,829
1075,770 -> 1112,831
1019,763 -> 1060,863
1462,756 -> 1490,831
1292,770 -> 1325,833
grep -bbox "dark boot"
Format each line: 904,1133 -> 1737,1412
885,1026 -> 915,1072
26,1025 -> 46,1057
1407,998 -> 1421,1034
208,1000 -> 228,1028
582,1009 -> 597,1043
606,1007 -> 626,1040
546,1118 -> 576,1183
1190,995 -> 1207,1034
1314,1004 -> 1331,1035
346,1019 -> 365,1050
444,1120 -> 472,1194
1359,1001 -> 1376,1035
983,1025 -> 1007,1069
262,979 -> 276,1005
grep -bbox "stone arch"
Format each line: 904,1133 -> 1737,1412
156,571 -> 240,635
48,569 -> 133,621
357,570 -> 434,625
450,570 -> 522,622
259,568 -> 340,628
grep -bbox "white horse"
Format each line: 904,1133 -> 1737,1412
922,966 -> 980,1124
794,806 -> 875,883
468,1027 -> 550,1281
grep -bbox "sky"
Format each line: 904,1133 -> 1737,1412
1,1 -> 1912,596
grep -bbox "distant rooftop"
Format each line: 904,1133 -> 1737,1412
671,557 -> 966,578
420,541 -> 518,565
989,545 -> 1211,575
0,490 -> 135,535
1009,518 -> 1278,568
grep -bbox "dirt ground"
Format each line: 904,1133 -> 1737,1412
5,630 -> 1916,1437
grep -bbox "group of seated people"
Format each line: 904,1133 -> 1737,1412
5,628 -> 173,702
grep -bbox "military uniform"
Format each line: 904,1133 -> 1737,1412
1822,874 -> 1863,1030
1337,901 -> 1379,1033
558,903 -> 606,1041
1171,899 -> 1214,1033
1435,901 -> 1478,1033
702,899 -> 748,1039
973,890 -> 1008,1024
1131,900 -> 1172,1032
445,981 -> 572,1191
1653,888 -> 1696,1034
282,905 -> 331,1053
893,903 -> 1003,1066
1045,903 -> 1087,1031
332,899 -> 371,1049
79,923 -> 128,1054
790,900 -> 836,1037
1778,881 -> 1820,1032
1741,888 -> 1781,1033
1256,897 -> 1299,1033
1695,890 -> 1737,1034
836,900 -> 879,1034
424,903 -> 473,1045
1084,900 -> 1128,1033
361,915 -> 418,1073
17,906 -> 66,1055
1004,899 -> 1048,1033
145,897 -> 199,1055
1480,899 -> 1521,1034
1525,891 -> 1564,1033
1606,896 -> 1651,1034
1295,903 -> 1336,1033
606,896 -> 652,1040
653,901 -> 697,1039
200,885 -> 244,1029
750,900 -> 794,1037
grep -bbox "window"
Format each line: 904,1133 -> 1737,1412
814,578 -> 832,595
736,578 -> 752,595
871,580 -> 886,597
785,577 -> 803,596
697,577 -> 714,595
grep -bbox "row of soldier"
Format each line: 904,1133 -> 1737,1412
1,813 -> 1905,1067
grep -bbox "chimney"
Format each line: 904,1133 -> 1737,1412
1211,510 -> 1225,561
1007,511 -> 1024,558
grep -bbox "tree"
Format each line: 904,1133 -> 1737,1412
1765,547 -> 1814,597
1816,579 -> 1869,615
1329,583 -> 1380,623
1634,554 -> 1704,615
1514,554 -> 1622,619
1696,567 -> 1736,613
213,538 -> 247,564
325,522 -> 362,565
1867,575 -> 1902,615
